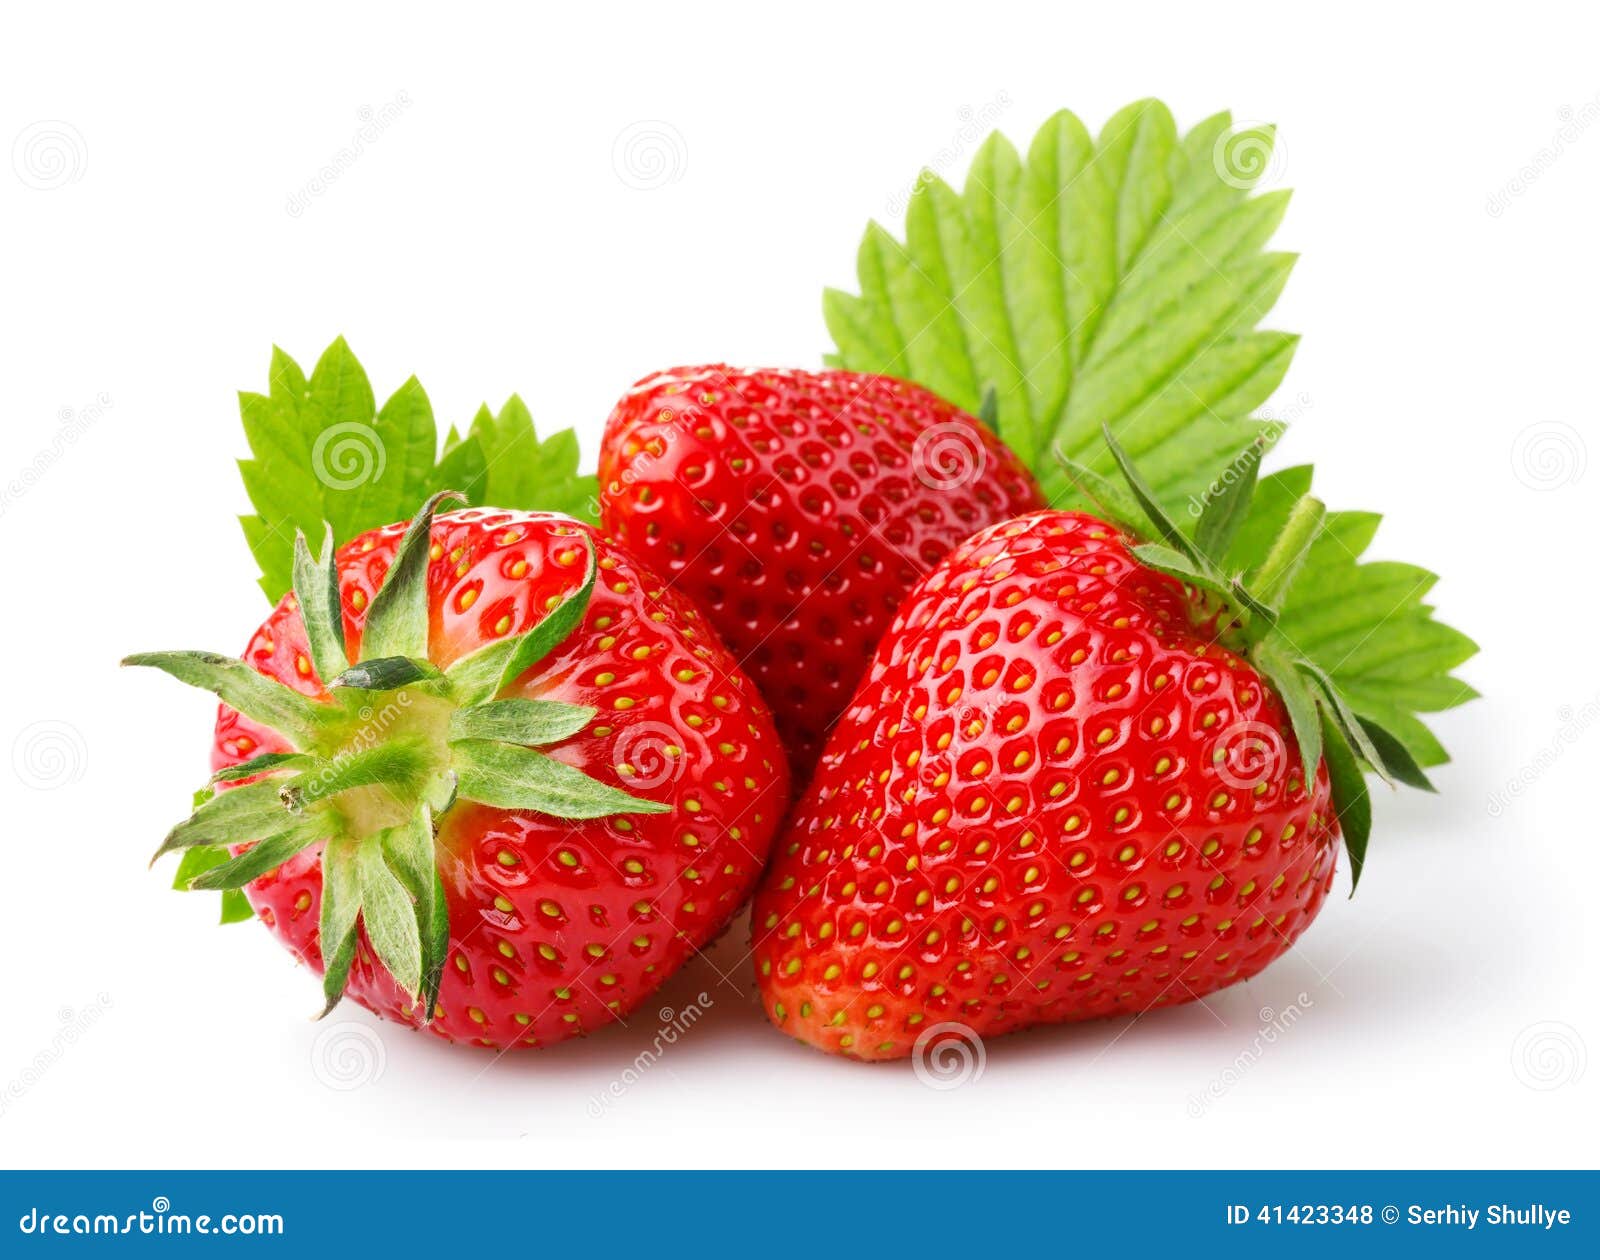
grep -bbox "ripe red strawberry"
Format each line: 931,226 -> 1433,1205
598,366 -> 1046,779
751,431 -> 1435,1061
752,510 -> 1339,1059
128,494 -> 787,1050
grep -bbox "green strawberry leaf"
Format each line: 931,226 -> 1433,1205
824,100 -> 1475,775
237,339 -> 598,602
290,528 -> 348,683
458,396 -> 598,523
359,490 -> 465,660
1227,467 -> 1478,769
278,741 -> 435,813
172,827 -> 259,925
445,535 -> 599,705
434,426 -> 488,506
1050,445 -> 1145,535
318,832 -> 363,1017
209,751 -> 309,783
447,698 -> 598,746
1103,425 -> 1209,567
327,656 -> 445,692
356,832 -> 423,1002
1129,542 -> 1233,606
172,843 -> 224,887
1320,706 -> 1371,892
824,100 -> 1295,512
379,806 -> 448,1020
187,818 -> 324,891
1252,641 -> 1324,786
1356,717 -> 1436,793
151,779 -> 298,862
123,651 -> 332,749
172,792 -> 255,924
219,889 -> 255,925
1193,435 -> 1268,559
452,739 -> 671,819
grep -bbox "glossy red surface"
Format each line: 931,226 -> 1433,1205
753,512 -> 1337,1059
598,366 -> 1045,780
212,508 -> 788,1049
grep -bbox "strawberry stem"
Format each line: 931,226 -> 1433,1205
1250,495 -> 1326,608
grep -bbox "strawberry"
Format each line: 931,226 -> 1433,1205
597,366 -> 1046,779
127,493 -> 787,1049
752,435 -> 1433,1060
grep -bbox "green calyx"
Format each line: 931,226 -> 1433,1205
125,491 -> 668,1020
1058,429 -> 1438,893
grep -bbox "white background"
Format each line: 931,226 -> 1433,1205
1,0 -> 1595,1170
